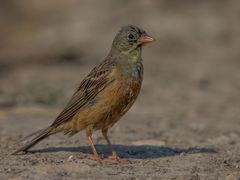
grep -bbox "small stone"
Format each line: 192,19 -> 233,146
67,155 -> 73,161
180,152 -> 186,157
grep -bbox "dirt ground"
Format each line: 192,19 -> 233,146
0,1 -> 240,180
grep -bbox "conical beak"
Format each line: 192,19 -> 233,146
137,34 -> 154,45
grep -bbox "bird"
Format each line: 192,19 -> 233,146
12,25 -> 154,163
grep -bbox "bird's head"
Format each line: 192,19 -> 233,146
111,25 -> 154,54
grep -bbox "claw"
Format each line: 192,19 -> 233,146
107,153 -> 130,164
87,154 -> 103,164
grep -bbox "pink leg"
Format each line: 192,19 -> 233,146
86,132 -> 103,164
102,129 -> 129,163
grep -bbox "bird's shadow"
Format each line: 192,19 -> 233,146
27,144 -> 216,159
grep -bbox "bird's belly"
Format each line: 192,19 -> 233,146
71,77 -> 141,131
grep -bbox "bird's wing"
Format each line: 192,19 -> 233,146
50,57 -> 115,127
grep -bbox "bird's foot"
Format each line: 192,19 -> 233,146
107,154 -> 130,164
87,154 -> 103,164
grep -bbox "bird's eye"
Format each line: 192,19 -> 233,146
128,34 -> 135,40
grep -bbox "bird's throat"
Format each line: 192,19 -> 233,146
110,47 -> 143,80
111,46 -> 142,63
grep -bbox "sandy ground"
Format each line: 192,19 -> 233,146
1,1 -> 240,179
0,58 -> 240,179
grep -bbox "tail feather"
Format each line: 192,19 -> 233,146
14,129 -> 45,145
12,127 -> 54,155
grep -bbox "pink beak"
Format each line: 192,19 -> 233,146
137,34 -> 154,45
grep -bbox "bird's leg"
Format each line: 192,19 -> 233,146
86,131 -> 102,164
102,129 -> 129,163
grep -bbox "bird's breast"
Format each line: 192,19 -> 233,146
106,67 -> 142,105
96,67 -> 142,128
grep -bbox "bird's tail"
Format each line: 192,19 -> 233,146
11,126 -> 55,155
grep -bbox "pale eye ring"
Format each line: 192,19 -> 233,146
128,33 -> 135,40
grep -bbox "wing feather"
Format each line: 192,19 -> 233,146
50,57 -> 115,127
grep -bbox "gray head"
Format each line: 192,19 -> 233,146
111,25 -> 154,53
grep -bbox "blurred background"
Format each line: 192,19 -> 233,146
0,0 -> 240,134
1,1 -> 240,178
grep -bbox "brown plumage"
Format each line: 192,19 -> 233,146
12,25 -> 154,163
